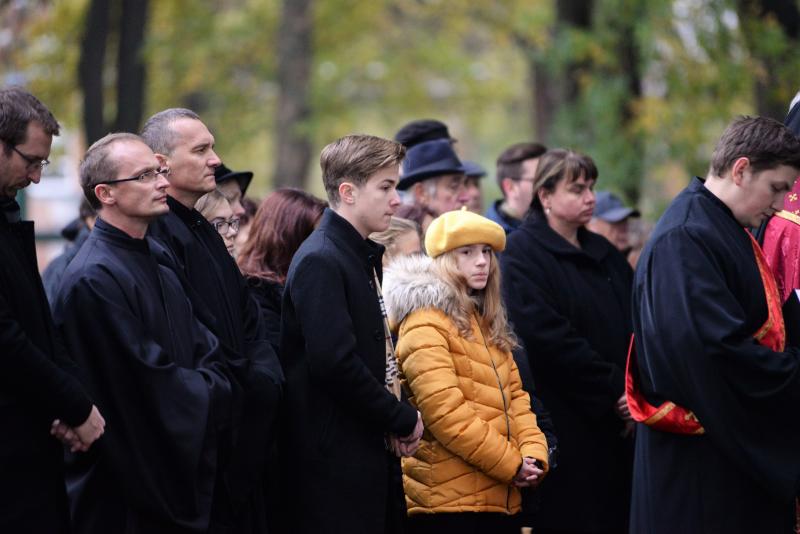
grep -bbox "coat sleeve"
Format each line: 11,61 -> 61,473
506,356 -> 549,471
0,289 -> 92,427
398,322 -> 523,484
289,252 -> 418,436
55,272 -> 234,525
501,251 -> 623,419
512,345 -> 558,452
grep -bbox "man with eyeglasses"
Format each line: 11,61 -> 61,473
0,87 -> 106,533
486,142 -> 548,234
142,108 -> 283,533
52,132 -> 242,532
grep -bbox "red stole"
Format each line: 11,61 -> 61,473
625,231 -> 785,435
762,210 -> 800,303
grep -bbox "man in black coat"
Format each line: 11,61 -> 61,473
54,132 -> 241,533
142,108 -> 283,533
279,134 -> 423,534
631,117 -> 800,533
0,87 -> 105,533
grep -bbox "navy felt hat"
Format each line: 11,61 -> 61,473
462,160 -> 487,179
593,191 -> 640,223
214,163 -> 253,195
398,139 -> 465,191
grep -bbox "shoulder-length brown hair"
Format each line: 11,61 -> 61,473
238,188 -> 327,283
434,249 -> 517,352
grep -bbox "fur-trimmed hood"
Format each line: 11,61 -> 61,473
382,254 -> 458,328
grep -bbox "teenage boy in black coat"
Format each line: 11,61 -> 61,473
279,135 -> 423,534
0,87 -> 105,533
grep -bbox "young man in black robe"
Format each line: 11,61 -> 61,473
629,116 -> 800,533
141,108 -> 283,532
0,87 -> 105,533
53,133 -> 240,533
279,135 -> 423,533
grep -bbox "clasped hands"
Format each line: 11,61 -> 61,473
389,411 -> 424,458
615,393 -> 635,438
513,456 -> 544,488
50,405 -> 106,453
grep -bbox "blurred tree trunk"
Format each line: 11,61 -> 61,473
517,0 -> 594,144
79,0 -> 110,145
609,1 -> 643,202
738,0 -> 800,119
78,0 -> 149,145
273,0 -> 313,189
114,0 -> 149,133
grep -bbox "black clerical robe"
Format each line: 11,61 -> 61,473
52,218 -> 237,534
632,178 -> 800,533
148,196 -> 283,532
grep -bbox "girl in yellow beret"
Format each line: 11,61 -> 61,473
383,208 -> 549,534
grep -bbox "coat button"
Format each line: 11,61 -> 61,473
374,329 -> 383,341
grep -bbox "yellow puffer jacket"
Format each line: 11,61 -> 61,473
383,255 -> 549,516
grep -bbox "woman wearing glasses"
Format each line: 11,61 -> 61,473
196,189 -> 240,257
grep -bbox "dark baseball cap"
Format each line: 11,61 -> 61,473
593,191 -> 640,222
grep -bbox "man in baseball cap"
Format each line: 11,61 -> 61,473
586,190 -> 640,253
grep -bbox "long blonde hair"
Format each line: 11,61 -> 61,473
434,249 -> 517,352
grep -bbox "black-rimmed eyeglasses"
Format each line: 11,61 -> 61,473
97,167 -> 171,186
3,140 -> 50,171
212,218 -> 240,235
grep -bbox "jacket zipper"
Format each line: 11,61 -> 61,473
479,323 -> 512,513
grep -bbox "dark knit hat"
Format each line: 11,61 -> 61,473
394,119 -> 453,148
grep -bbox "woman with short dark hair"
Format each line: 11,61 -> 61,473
501,148 -> 634,534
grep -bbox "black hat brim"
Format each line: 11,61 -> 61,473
216,171 -> 253,195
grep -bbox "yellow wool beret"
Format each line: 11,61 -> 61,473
424,207 -> 506,258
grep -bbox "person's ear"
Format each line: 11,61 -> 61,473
412,182 -> 428,204
338,181 -> 357,205
94,184 -> 115,207
501,177 -> 516,197
537,187 -> 550,210
155,153 -> 169,168
730,157 -> 750,186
